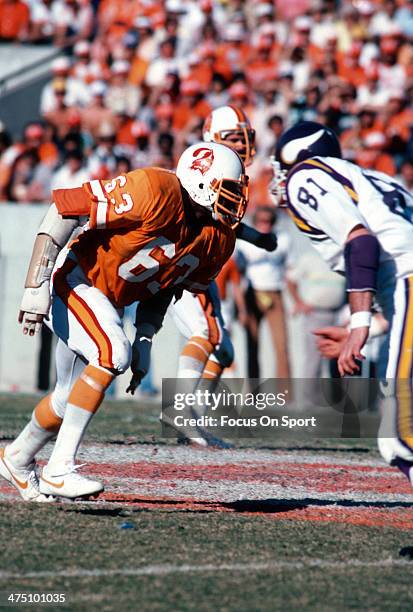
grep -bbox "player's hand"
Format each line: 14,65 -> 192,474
337,327 -> 369,377
18,285 -> 51,336
126,334 -> 152,395
313,326 -> 349,359
18,311 -> 45,336
256,232 -> 278,252
126,372 -> 145,396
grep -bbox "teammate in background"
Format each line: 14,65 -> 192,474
270,120 -> 413,485
0,142 -> 248,501
163,105 -> 277,446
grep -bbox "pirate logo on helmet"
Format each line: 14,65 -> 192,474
190,147 -> 215,175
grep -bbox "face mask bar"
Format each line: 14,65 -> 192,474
269,156 -> 288,207
211,175 -> 249,229
215,127 -> 256,165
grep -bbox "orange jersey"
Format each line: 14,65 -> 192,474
53,168 -> 235,307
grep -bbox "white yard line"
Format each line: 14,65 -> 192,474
0,558 -> 412,580
73,445 -> 386,468
102,477 -> 413,504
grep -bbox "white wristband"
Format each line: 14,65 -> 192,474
350,311 -> 372,329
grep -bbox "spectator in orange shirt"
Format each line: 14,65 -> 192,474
337,40 -> 367,88
112,110 -> 135,148
215,23 -> 250,80
382,91 -> 413,156
355,131 -> 397,176
0,123 -> 51,200
245,38 -> 278,93
0,0 -> 30,41
185,52 -> 214,91
340,106 -> 384,160
97,0 -> 139,48
172,81 -> 211,132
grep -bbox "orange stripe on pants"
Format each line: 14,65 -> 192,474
53,259 -> 114,369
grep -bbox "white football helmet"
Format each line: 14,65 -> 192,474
202,105 -> 256,166
176,142 -> 249,229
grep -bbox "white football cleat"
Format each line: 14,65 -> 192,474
39,463 -> 104,499
0,447 -> 54,503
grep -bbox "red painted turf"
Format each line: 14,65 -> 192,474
84,461 -> 412,495
2,458 -> 413,530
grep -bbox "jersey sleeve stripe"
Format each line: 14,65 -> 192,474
286,204 -> 326,236
89,179 -> 109,229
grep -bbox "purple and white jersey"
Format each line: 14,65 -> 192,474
285,156 -> 413,300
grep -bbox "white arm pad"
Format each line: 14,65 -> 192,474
24,204 -> 80,289
38,203 -> 80,248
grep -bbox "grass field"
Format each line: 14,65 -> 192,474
1,394 -> 413,611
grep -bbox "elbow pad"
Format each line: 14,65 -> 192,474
38,203 -> 80,248
24,204 -> 80,289
344,234 -> 380,292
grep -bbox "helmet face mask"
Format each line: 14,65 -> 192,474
211,174 -> 249,228
176,142 -> 249,229
203,106 -> 256,166
214,126 -> 256,165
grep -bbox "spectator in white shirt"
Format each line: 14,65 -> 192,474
236,206 -> 292,380
50,149 -> 90,190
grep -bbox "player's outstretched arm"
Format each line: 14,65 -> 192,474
337,225 -> 380,377
126,288 -> 178,395
18,203 -> 79,336
235,221 -> 278,251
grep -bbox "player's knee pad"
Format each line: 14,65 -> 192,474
109,336 -> 132,375
213,332 -> 234,368
191,321 -> 212,344
87,328 -> 132,375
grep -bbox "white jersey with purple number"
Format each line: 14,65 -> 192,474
285,156 -> 413,301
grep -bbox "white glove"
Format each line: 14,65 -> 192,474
126,334 -> 153,395
18,284 -> 51,336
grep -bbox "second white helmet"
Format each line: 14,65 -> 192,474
176,142 -> 249,229
202,105 -> 256,166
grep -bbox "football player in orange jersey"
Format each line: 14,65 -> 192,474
0,142 -> 249,501
164,106 -> 277,447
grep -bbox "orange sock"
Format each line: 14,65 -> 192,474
202,359 -> 224,380
178,336 -> 214,378
34,394 -> 62,433
47,365 -> 114,470
67,365 -> 114,413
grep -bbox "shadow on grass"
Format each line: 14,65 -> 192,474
61,495 -> 413,517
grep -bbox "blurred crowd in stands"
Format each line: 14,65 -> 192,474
2,0 -> 413,207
